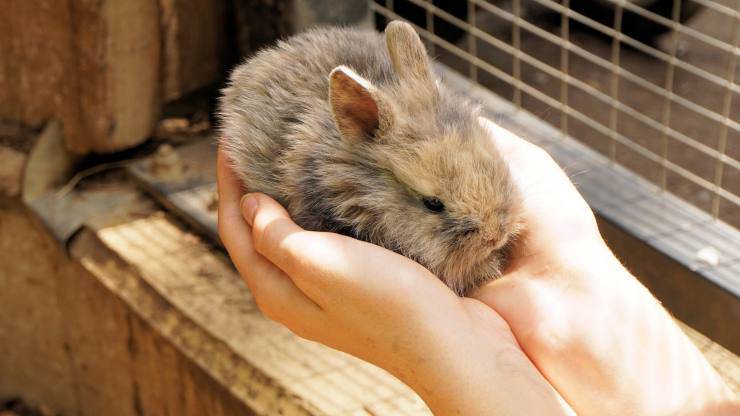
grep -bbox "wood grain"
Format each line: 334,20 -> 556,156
0,0 -> 161,154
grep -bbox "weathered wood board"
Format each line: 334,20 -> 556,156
0,0 -> 162,154
159,0 -> 230,102
0,0 -> 232,154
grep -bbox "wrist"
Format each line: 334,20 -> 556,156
390,301 -> 574,415
517,239 -> 735,415
514,234 -> 624,285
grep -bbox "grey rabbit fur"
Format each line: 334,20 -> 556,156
219,21 -> 523,295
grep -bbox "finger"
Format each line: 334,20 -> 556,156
216,149 -> 323,325
242,251 -> 325,328
243,193 -> 370,287
243,193 -> 449,306
217,148 -> 247,247
470,273 -> 566,350
241,193 -> 334,298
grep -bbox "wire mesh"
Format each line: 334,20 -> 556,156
371,0 -> 740,228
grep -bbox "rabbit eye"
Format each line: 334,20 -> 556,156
422,197 -> 445,213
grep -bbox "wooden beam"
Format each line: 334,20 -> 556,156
0,0 -> 161,154
159,0 -> 229,102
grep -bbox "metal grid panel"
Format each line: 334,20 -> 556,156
371,0 -> 740,228
437,65 -> 740,295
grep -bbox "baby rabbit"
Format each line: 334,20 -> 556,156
219,21 -> 523,295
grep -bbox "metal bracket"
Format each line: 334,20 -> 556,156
126,140 -> 219,244
21,120 -> 138,248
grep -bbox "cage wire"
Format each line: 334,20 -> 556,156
371,0 -> 740,229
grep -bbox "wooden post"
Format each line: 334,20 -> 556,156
159,0 -> 230,102
0,0 -> 162,154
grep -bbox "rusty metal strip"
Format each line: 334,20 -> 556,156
126,140 -> 220,245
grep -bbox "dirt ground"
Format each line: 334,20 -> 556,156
429,1 -> 739,228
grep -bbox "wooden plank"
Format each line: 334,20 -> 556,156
0,199 -> 82,416
232,0 -> 292,58
1,182 -> 258,416
159,0 -> 229,102
63,228 -> 258,416
0,0 -> 161,154
72,204 -> 431,415
0,1 -> 77,143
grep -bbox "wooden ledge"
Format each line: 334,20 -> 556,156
69,198 -> 430,415
68,191 -> 739,416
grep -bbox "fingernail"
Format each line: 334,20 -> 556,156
240,194 -> 258,226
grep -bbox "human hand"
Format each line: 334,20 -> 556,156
217,149 -> 574,416
473,118 -> 737,415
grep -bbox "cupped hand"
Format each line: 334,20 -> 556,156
473,118 -> 736,415
217,149 -> 573,416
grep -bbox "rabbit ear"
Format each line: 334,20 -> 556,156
329,66 -> 391,143
385,21 -> 433,85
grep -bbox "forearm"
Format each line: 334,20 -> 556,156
475,116 -> 737,414
509,247 -> 737,415
605,267 -> 736,415
405,348 -> 575,416
390,302 -> 575,416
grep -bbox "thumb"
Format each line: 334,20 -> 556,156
240,192 -> 292,227
240,193 -> 308,271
